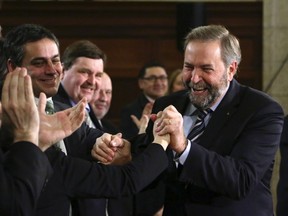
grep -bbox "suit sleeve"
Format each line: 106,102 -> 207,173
0,142 -> 52,216
277,116 -> 288,216
48,143 -> 168,199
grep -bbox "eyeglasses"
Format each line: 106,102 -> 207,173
142,75 -> 168,82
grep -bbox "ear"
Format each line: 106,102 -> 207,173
7,59 -> 16,72
60,68 -> 64,80
227,61 -> 238,81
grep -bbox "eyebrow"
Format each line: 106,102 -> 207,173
31,54 -> 60,61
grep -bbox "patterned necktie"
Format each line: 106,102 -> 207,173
45,100 -> 67,155
187,108 -> 212,142
45,100 -> 55,114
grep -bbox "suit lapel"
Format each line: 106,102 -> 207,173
88,106 -> 103,130
200,79 -> 243,149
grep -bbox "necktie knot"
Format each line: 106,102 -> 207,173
197,108 -> 212,120
187,108 -> 212,142
45,100 -> 55,115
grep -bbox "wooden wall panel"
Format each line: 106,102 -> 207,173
0,1 -> 262,126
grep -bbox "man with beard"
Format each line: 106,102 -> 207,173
93,25 -> 284,215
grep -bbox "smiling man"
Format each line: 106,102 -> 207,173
52,39 -> 108,216
120,62 -> 168,139
2,23 -> 170,216
54,40 -> 104,106
94,24 -> 285,216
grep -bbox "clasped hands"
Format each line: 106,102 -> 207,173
92,105 -> 187,165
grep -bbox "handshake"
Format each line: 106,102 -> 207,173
92,105 -> 187,165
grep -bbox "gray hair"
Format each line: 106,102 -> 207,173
184,25 -> 241,69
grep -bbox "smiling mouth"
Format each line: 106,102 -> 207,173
82,87 -> 94,93
192,87 -> 207,93
40,78 -> 57,84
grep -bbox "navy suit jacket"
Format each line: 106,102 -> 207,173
0,142 -> 52,216
136,79 -> 284,216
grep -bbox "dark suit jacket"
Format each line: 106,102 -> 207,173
136,79 -> 284,216
53,84 -> 107,216
53,100 -> 103,160
120,93 -> 149,139
36,143 -> 167,216
89,108 -> 119,134
90,108 -> 133,216
277,115 -> 288,216
54,85 -> 131,216
0,142 -> 52,216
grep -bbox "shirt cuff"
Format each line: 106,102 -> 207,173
173,139 -> 191,165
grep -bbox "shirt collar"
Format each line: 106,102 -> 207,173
70,98 -> 90,112
34,97 -> 53,106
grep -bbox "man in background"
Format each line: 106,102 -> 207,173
120,62 -> 168,139
89,72 -> 118,134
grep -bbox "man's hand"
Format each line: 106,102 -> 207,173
38,94 -> 86,151
131,102 -> 153,134
154,105 -> 187,154
91,133 -> 132,165
1,68 -> 39,145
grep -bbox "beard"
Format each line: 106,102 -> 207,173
185,72 -> 229,110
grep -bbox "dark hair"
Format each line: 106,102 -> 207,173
62,40 -> 107,70
138,61 -> 166,79
3,24 -> 59,68
0,37 -> 7,80
184,25 -> 241,69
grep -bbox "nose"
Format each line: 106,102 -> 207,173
87,73 -> 96,85
45,60 -> 59,74
47,61 -> 55,72
99,90 -> 107,102
190,69 -> 202,83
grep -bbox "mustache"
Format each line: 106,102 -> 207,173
186,81 -> 211,90
81,83 -> 95,90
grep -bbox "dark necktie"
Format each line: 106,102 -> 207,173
177,109 -> 212,179
187,108 -> 212,142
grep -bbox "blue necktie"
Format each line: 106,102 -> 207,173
187,109 -> 212,142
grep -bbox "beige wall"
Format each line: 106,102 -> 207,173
263,0 -> 288,215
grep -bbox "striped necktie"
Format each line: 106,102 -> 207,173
187,108 -> 212,142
